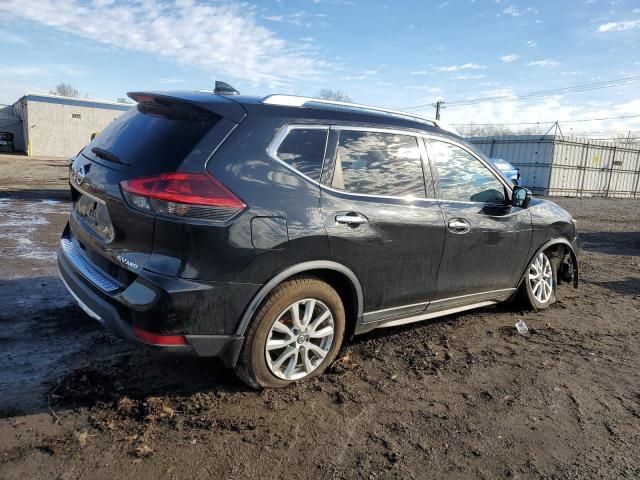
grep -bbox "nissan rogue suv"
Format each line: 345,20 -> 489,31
58,85 -> 579,388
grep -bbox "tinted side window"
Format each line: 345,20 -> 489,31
332,131 -> 425,197
276,128 -> 328,181
427,140 -> 505,203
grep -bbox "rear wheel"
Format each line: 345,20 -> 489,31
520,251 -> 556,310
234,277 -> 345,388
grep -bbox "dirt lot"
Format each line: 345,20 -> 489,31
1,155 -> 639,479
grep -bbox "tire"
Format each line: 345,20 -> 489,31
520,250 -> 557,311
234,276 -> 345,389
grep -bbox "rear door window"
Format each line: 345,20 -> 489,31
426,139 -> 506,204
275,128 -> 328,181
83,103 -> 220,170
332,130 -> 426,197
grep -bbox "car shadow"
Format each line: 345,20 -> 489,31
591,277 -> 640,296
349,304 -> 504,345
579,231 -> 640,257
0,275 -> 249,419
0,189 -> 71,201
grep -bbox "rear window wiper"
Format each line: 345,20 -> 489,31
91,147 -> 130,166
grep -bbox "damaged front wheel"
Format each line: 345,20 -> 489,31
520,251 -> 557,311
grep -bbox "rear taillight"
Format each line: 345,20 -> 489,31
120,172 -> 245,222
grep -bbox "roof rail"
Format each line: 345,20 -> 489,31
261,94 -> 458,134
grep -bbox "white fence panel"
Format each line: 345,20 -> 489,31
468,135 -> 640,197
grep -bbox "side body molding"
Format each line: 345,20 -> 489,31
234,261 -> 364,336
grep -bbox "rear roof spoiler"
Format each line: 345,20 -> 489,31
127,91 -> 247,123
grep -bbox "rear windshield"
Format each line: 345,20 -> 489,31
82,102 -> 219,170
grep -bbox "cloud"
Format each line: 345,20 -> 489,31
262,10 -> 320,27
526,40 -> 537,47
434,63 -> 486,72
597,19 -> 640,32
527,59 -> 560,67
263,14 -> 284,22
343,70 -> 378,81
157,77 -> 186,84
410,70 -> 429,75
404,86 -> 443,94
4,66 -> 45,77
1,31 -> 29,45
3,64 -> 89,78
502,6 -> 537,17
501,54 -> 520,63
0,0 -> 329,87
413,96 -> 640,136
452,74 -> 487,80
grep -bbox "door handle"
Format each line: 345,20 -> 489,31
335,213 -> 368,226
447,218 -> 471,234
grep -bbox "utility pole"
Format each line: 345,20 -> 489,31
434,100 -> 445,120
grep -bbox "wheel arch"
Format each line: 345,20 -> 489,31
519,237 -> 579,290
234,261 -> 364,337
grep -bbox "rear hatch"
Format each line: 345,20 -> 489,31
67,93 -> 241,288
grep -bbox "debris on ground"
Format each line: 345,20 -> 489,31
133,444 -> 153,458
515,319 -> 529,335
331,351 -> 359,374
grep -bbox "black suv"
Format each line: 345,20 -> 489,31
58,87 -> 579,388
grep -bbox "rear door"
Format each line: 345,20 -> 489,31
320,127 -> 446,323
425,138 -> 532,307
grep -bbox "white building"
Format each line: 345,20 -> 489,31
5,94 -> 132,157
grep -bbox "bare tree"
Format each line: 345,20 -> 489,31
49,83 -> 80,98
614,131 -> 639,146
458,124 -> 545,138
316,89 -> 352,102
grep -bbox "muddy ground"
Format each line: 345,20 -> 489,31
0,155 -> 639,479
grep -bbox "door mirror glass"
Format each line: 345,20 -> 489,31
512,186 -> 530,208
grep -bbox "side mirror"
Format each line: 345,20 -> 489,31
512,186 -> 530,208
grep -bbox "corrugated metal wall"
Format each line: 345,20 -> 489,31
468,135 -> 640,197
470,135 -> 554,194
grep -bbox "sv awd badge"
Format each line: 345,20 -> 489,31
116,255 -> 139,270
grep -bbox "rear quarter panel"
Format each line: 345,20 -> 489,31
196,113 -> 331,283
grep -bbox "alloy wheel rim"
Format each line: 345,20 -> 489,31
265,298 -> 335,381
528,252 -> 553,304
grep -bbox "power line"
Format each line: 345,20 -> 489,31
399,75 -> 640,111
409,76 -> 640,109
450,114 -> 640,126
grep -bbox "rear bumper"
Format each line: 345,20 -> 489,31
57,241 -> 246,367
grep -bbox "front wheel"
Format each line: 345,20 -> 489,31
520,251 -> 557,310
234,277 -> 345,388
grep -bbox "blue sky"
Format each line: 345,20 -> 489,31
1,0 -> 639,135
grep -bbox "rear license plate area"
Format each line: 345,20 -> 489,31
74,192 -> 115,242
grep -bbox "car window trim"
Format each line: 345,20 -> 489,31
269,123 -> 484,202
422,135 -> 514,205
266,124 -> 330,185
330,127 -> 429,199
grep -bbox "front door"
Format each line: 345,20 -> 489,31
320,128 -> 446,323
424,138 -> 532,308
